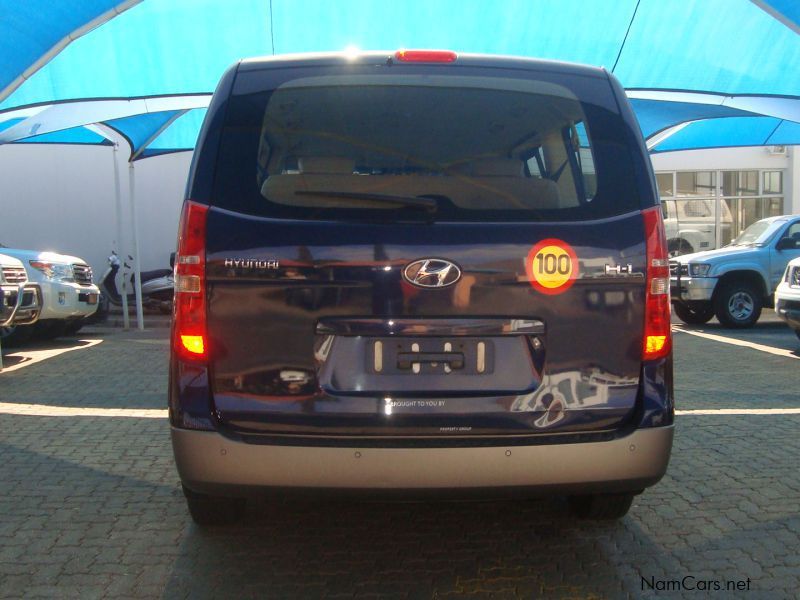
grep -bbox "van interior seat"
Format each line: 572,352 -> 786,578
447,157 -> 524,178
298,157 -> 355,174
262,156 -> 560,210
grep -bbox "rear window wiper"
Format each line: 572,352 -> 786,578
295,190 -> 438,213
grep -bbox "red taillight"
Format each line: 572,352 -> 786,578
643,206 -> 671,360
394,49 -> 457,63
173,201 -> 209,361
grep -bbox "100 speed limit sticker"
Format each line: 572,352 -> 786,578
525,238 -> 579,295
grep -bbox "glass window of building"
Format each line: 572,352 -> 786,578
722,171 -> 758,196
656,173 -> 674,197
677,171 -> 715,197
657,169 -> 786,255
763,171 -> 783,194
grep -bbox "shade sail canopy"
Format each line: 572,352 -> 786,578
0,0 -> 798,157
0,0 -> 141,103
13,126 -> 112,145
755,0 -> 800,33
105,107 -> 207,159
650,116 -> 800,152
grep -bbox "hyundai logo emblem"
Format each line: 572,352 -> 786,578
403,259 -> 462,288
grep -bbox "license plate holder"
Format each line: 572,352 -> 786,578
80,293 -> 98,305
369,337 -> 494,375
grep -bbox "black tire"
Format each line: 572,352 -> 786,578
567,493 -> 635,520
0,325 -> 33,347
713,280 -> 762,328
673,302 -> 715,325
34,321 -> 66,340
183,485 -> 245,526
64,320 -> 84,336
668,239 -> 694,258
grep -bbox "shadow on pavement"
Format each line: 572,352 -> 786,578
163,496 -> 669,598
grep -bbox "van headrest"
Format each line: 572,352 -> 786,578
298,157 -> 355,174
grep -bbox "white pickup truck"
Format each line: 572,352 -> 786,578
0,246 -> 100,344
0,253 -> 42,342
670,215 -> 800,328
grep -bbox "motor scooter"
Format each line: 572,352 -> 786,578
98,251 -> 174,315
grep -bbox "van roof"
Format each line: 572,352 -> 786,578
237,51 -> 608,80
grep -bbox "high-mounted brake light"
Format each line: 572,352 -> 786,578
173,201 -> 209,361
394,49 -> 457,63
642,206 -> 672,360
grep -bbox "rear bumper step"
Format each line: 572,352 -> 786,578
172,425 -> 673,496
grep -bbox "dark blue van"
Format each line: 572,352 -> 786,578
169,50 -> 674,525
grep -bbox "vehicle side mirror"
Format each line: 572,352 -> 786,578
169,252 -> 176,268
776,237 -> 797,251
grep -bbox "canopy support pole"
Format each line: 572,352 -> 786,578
128,163 -> 144,330
113,144 -> 130,329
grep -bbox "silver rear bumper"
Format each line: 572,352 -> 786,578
172,426 -> 673,496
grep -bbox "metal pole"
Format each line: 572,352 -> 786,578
113,144 -> 130,329
128,162 -> 145,330
715,170 -> 722,249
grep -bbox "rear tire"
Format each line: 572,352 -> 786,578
183,485 -> 245,526
567,493 -> 635,520
673,302 -> 714,325
713,280 -> 762,328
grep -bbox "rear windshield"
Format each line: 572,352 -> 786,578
211,64 -> 643,222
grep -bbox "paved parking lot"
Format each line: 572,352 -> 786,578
1,314 -> 799,599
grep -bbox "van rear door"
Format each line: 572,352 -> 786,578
198,57 -> 656,439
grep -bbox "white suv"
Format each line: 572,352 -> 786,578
775,256 -> 800,339
0,246 -> 99,344
0,253 -> 41,339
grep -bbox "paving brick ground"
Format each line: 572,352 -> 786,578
0,321 -> 799,598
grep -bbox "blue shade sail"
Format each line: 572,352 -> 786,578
1,0 -> 800,156
6,0 -> 799,110
0,96 -> 210,144
105,110 -> 184,158
0,0 -> 140,102
8,107 -> 209,158
1,0 -> 273,109
629,99 -> 757,139
651,116 -> 786,152
0,117 -> 24,133
754,0 -> 800,33
12,126 -> 111,145
614,0 -> 800,96
269,0 -> 637,65
766,120 -> 800,145
138,108 -> 206,159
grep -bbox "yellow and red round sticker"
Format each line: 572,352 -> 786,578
525,238 -> 579,295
